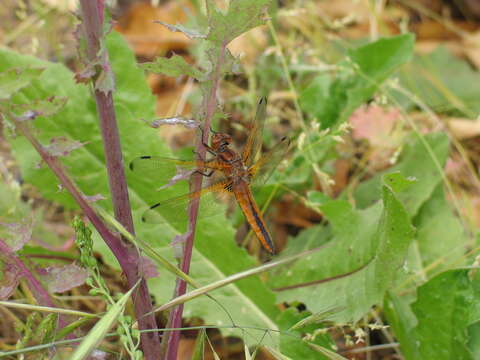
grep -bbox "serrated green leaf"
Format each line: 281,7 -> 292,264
142,54 -> 204,80
272,173 -> 415,322
2,31 -> 279,346
206,0 -> 270,44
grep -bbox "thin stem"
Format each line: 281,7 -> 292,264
267,19 -> 306,131
163,41 -> 228,360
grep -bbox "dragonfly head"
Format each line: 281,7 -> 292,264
211,133 -> 232,152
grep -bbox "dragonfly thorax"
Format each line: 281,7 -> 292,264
211,133 -> 232,152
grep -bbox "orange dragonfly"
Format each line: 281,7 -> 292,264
129,98 -> 290,254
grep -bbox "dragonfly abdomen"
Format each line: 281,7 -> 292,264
233,182 -> 275,254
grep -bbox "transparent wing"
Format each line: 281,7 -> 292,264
242,97 -> 267,168
249,137 -> 291,187
141,179 -> 234,227
129,156 -> 227,185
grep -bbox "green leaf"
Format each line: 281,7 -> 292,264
392,47 -> 480,117
142,54 -> 204,80
386,270 -> 480,360
0,67 -> 44,100
414,183 -> 465,269
353,132 -> 449,214
412,269 -> 479,359
348,33 -> 415,86
206,0 -> 270,44
467,322 -> 480,359
300,33 -> 415,129
271,173 -> 415,322
277,307 -> 335,360
2,31 -> 279,346
384,292 -> 419,359
279,223 -> 332,257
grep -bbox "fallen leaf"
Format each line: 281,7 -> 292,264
40,263 -> 88,293
227,26 -> 268,65
115,2 -> 193,58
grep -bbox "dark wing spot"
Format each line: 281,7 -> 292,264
129,156 -> 152,171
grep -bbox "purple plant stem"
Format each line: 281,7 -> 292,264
164,42 -> 227,360
78,1 -> 160,358
16,104 -> 159,356
0,239 -> 55,308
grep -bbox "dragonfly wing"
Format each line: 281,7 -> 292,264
249,136 -> 291,187
129,156 -> 226,185
141,179 -> 234,227
242,97 -> 267,168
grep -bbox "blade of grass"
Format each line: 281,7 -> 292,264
151,247 -> 328,315
71,280 -> 140,360
0,301 -> 97,318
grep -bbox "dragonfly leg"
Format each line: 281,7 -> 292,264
192,148 -> 207,161
194,169 -> 215,177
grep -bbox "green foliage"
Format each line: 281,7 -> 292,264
386,270 -> 480,360
1,31 -> 278,346
206,0 -> 269,44
73,217 -> 142,358
353,132 -> 449,214
141,54 -> 203,80
392,47 -> 480,117
277,307 -> 335,359
0,67 -> 44,100
414,183 -> 465,270
300,33 -> 415,128
2,1 -> 473,358
71,282 -> 139,360
272,173 -> 415,322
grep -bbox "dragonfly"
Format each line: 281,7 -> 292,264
129,98 -> 290,254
